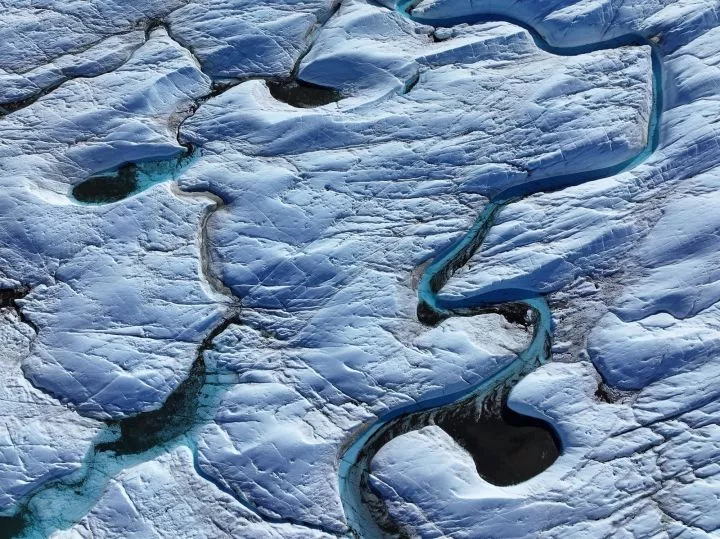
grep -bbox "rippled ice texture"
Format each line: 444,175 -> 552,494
0,0 -> 718,537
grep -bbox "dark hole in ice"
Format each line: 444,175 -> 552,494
72,163 -> 138,203
267,79 -> 342,108
436,404 -> 560,486
96,355 -> 205,455
0,287 -> 29,308
0,515 -> 27,539
96,317 -> 236,455
418,300 -> 532,328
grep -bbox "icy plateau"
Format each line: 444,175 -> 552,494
1,0 -> 720,537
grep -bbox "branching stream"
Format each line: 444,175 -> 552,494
0,3 -> 350,538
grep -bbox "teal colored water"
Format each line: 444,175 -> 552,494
12,3 -> 667,537
338,3 -> 665,537
71,150 -> 197,204
10,343 -> 236,539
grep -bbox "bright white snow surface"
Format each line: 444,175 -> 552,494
0,0 -> 719,537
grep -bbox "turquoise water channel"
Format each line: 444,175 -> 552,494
337,2 -> 664,537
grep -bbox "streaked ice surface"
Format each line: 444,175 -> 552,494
1,0 -> 719,537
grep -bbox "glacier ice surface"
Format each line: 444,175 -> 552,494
2,0 -> 720,537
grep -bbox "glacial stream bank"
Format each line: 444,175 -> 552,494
4,314 -> 240,539
337,2 -> 665,537
338,206 -> 556,538
1,1 -> 667,536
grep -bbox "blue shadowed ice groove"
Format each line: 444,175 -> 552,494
337,2 -> 665,537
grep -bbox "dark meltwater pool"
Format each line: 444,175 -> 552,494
70,150 -> 197,205
0,516 -> 26,539
267,79 -> 342,108
72,163 -> 138,204
435,404 -> 560,486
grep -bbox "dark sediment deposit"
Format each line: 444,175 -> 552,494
96,356 -> 206,455
72,164 -> 138,203
97,316 -> 237,455
267,79 -> 342,108
0,516 -> 26,539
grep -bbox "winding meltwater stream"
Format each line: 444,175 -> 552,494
338,2 -> 664,537
1,2 -> 664,537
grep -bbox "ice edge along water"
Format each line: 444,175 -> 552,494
1,3 -> 349,537
0,2 -> 662,538
336,3 -> 664,537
